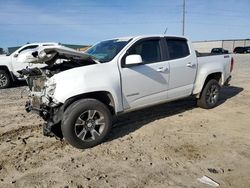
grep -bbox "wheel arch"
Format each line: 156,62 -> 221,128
204,72 -> 222,86
194,72 -> 222,98
63,91 -> 116,115
0,65 -> 15,82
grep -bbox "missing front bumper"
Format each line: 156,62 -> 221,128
25,100 -> 50,120
25,99 -> 64,139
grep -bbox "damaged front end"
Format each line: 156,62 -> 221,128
18,45 -> 99,139
22,67 -> 64,138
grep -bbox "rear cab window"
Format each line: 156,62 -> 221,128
165,38 -> 190,60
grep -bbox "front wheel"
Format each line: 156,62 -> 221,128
197,79 -> 221,109
0,70 -> 11,89
62,99 -> 112,149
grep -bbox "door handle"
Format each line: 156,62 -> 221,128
186,62 -> 195,68
157,67 -> 169,72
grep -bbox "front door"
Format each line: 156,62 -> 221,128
120,38 -> 169,110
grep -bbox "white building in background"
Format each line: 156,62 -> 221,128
193,39 -> 250,53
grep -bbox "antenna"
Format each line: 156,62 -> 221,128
164,26 -> 168,34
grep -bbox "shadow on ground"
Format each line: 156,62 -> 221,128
0,80 -> 26,91
219,86 -> 243,104
11,80 -> 27,88
108,86 -> 243,142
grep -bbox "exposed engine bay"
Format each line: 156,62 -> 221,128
19,58 -> 96,108
18,44 -> 98,94
21,58 -> 96,80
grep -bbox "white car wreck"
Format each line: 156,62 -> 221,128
18,35 -> 233,149
0,43 -> 59,89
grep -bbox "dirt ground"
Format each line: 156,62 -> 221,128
0,54 -> 249,188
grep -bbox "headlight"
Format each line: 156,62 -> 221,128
45,78 -> 56,97
38,50 -> 47,59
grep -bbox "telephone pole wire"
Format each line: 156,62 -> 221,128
182,0 -> 186,35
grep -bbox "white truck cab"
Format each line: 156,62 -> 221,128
0,42 -> 58,88
18,35 -> 233,149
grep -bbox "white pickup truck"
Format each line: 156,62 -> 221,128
18,35 -> 233,149
0,42 -> 58,88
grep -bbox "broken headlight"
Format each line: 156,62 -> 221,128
38,50 -> 47,59
45,78 -> 56,97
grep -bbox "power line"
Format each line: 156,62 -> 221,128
189,21 -> 250,27
0,9 -> 182,15
187,11 -> 250,18
0,21 -> 181,26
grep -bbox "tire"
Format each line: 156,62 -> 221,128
62,98 -> 112,149
197,79 -> 221,109
0,70 -> 11,89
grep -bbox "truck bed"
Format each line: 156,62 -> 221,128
196,51 -> 230,57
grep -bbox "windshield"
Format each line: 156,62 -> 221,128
85,39 -> 131,63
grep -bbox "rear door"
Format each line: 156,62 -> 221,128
120,37 -> 170,110
164,37 -> 197,99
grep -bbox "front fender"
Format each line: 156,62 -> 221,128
52,63 -> 123,113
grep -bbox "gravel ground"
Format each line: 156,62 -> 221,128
0,54 -> 249,188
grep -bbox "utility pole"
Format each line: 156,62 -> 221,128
182,0 -> 186,35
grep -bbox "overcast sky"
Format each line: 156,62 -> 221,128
0,0 -> 250,49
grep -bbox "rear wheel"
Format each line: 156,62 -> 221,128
197,79 -> 221,109
0,70 -> 11,89
62,98 -> 112,149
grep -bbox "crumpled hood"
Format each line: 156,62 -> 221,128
17,45 -> 99,65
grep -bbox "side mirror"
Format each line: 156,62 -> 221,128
125,55 -> 143,66
13,53 -> 18,58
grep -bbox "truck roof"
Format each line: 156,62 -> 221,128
8,42 -> 59,55
107,35 -> 188,42
21,42 -> 59,47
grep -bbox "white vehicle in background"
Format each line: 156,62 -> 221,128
18,35 -> 234,149
0,42 -> 58,89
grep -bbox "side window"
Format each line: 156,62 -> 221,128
127,39 -> 161,64
18,45 -> 39,53
166,39 -> 190,60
